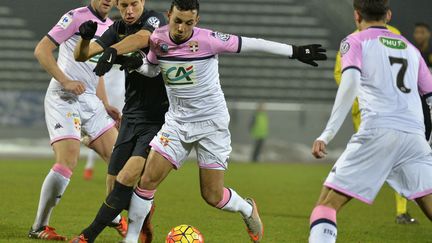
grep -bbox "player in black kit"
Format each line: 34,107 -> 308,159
71,0 -> 168,242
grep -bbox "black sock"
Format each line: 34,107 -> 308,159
81,180 -> 133,242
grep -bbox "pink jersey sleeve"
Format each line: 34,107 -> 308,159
147,34 -> 159,64
340,35 -> 362,73
418,56 -> 432,96
207,31 -> 241,55
47,10 -> 79,45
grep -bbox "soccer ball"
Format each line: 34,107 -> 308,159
165,224 -> 204,243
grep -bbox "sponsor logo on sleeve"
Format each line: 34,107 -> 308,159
340,39 -> 350,56
147,16 -> 161,29
57,12 -> 73,29
211,31 -> 231,41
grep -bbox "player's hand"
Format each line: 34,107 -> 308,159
105,105 -> 121,124
79,20 -> 97,40
118,56 -> 144,71
312,140 -> 327,159
291,44 -> 327,67
62,80 -> 86,95
94,47 -> 117,76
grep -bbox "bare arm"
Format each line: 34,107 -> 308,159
34,36 -> 85,94
111,29 -> 151,55
74,38 -> 104,62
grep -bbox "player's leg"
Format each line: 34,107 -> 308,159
309,187 -> 351,243
124,149 -> 174,242
415,194 -> 432,221
198,168 -> 263,242
29,139 -> 79,241
83,150 -> 97,180
394,193 -> 417,224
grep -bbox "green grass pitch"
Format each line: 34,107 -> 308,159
0,159 -> 429,242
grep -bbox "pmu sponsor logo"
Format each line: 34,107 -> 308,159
163,64 -> 196,86
379,37 -> 407,49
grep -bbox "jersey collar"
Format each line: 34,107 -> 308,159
87,5 -> 107,22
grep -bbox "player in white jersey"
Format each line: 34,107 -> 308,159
120,0 -> 326,242
29,0 -> 127,241
309,1 -> 432,242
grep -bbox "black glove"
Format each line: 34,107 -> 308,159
291,44 -> 327,67
117,56 -> 144,71
93,47 -> 117,76
79,20 -> 97,40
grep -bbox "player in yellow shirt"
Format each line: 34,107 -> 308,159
334,24 -> 418,224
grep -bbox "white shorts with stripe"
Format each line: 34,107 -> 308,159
44,89 -> 115,144
150,116 -> 231,170
325,128 -> 432,204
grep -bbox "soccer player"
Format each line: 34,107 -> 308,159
120,0 -> 326,242
309,0 -> 432,242
334,23 -> 418,225
29,0 -> 128,241
69,0 -> 168,242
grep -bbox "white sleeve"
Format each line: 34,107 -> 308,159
240,37 -> 293,57
317,68 -> 360,144
135,57 -> 160,78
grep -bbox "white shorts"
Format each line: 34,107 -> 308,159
150,116 -> 231,170
325,128 -> 432,204
44,90 -> 115,144
104,67 -> 125,112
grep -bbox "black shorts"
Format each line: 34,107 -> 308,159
108,117 -> 163,175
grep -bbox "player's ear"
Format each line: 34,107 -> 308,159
385,10 -> 392,24
354,10 -> 362,28
195,15 -> 200,25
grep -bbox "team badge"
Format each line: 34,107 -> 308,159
211,31 -> 231,41
340,39 -> 350,56
188,41 -> 199,52
147,16 -> 160,29
160,132 -> 171,146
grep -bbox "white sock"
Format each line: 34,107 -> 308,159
309,221 -> 337,243
221,188 -> 252,218
125,192 -> 153,242
32,169 -> 70,230
85,150 -> 96,169
112,214 -> 121,224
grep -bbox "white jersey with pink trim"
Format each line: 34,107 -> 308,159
341,26 -> 432,135
147,26 -> 241,122
46,6 -> 113,94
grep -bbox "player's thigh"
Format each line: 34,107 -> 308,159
90,127 -> 118,162
387,133 -> 432,200
149,120 -> 192,169
80,94 -> 116,147
196,120 -> 231,170
325,128 -> 399,204
415,194 -> 432,220
44,89 -> 81,144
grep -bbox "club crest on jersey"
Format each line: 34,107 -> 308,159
211,31 -> 231,41
147,16 -> 160,29
340,39 -> 350,56
160,43 -> 169,53
188,41 -> 199,52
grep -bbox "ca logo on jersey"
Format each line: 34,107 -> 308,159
163,64 -> 196,87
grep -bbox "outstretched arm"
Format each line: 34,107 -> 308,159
312,68 -> 360,158
240,37 -> 327,67
74,20 -> 104,61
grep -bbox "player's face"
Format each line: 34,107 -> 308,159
92,0 -> 115,17
413,26 -> 431,46
168,6 -> 199,43
117,0 -> 145,25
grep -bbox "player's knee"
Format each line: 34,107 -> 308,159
201,188 -> 223,207
117,169 -> 140,187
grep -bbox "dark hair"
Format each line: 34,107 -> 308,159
415,22 -> 431,31
353,0 -> 389,21
170,0 -> 200,14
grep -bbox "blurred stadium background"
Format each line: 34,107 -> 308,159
0,0 -> 431,162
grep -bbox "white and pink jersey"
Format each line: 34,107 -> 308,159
147,26 -> 241,122
341,26 -> 432,135
46,6 -> 113,94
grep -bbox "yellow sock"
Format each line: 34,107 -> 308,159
395,192 -> 407,216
